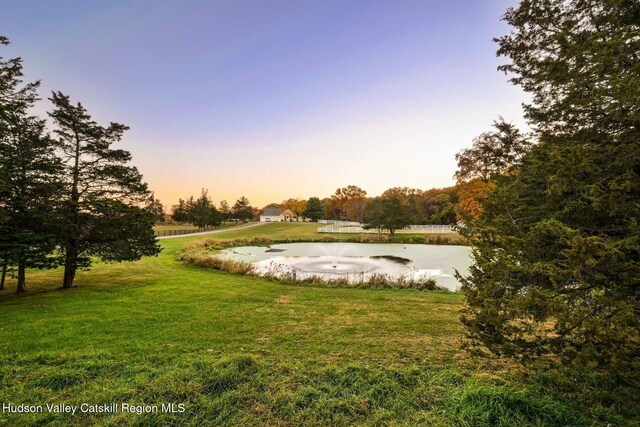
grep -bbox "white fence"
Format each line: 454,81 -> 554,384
317,220 -> 363,226
405,224 -> 455,233
318,226 -> 371,233
318,224 -> 455,234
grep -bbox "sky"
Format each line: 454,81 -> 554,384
1,0 -> 527,209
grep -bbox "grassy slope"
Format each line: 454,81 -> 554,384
0,224 -> 633,426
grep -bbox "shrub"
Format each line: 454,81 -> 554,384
181,253 -> 254,275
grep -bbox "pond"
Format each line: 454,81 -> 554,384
218,242 -> 472,291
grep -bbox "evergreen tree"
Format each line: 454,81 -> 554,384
218,200 -> 231,223
304,197 -> 325,221
189,189 -> 220,228
232,196 -> 253,222
171,198 -> 189,222
185,196 -> 195,221
146,193 -> 165,223
460,0 -> 640,378
0,36 -> 62,293
48,91 -> 161,288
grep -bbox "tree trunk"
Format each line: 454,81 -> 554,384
16,262 -> 26,294
63,245 -> 77,288
63,129 -> 82,289
0,262 -> 6,290
63,262 -> 76,288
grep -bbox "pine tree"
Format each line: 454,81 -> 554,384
146,193 -> 165,222
0,37 -> 62,293
189,189 -> 220,228
48,91 -> 160,288
232,196 -> 253,222
171,198 -> 189,222
218,200 -> 231,223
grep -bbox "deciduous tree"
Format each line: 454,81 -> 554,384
454,118 -> 530,184
330,185 -> 368,221
455,178 -> 494,221
364,197 -> 412,236
281,198 -> 307,221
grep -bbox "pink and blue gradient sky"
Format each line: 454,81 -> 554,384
2,0 -> 526,208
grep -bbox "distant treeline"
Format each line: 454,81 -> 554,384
165,185 -> 467,228
167,191 -> 254,227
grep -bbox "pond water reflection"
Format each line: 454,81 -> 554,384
218,242 -> 472,291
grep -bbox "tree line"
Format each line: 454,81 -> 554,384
0,37 -> 160,293
321,185 -> 459,225
169,191 -> 254,227
165,185 -> 461,229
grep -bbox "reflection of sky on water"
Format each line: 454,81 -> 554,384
220,243 -> 472,291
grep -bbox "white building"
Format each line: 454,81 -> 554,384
260,208 -> 284,222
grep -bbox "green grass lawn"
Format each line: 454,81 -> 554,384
173,221 -> 465,244
0,223 -> 634,426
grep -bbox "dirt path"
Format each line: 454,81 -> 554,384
157,222 -> 267,240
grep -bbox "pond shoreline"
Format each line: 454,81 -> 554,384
182,238 -> 471,292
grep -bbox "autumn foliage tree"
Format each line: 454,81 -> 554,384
328,185 -> 368,221
281,198 -> 307,221
455,179 -> 494,220
454,118 -> 530,221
